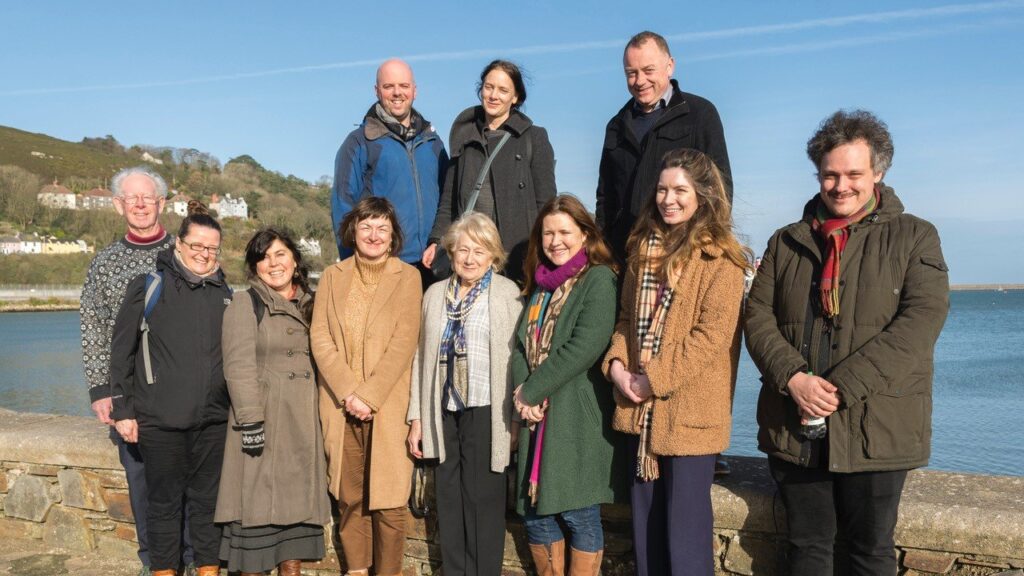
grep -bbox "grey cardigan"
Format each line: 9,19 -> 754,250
408,273 -> 524,472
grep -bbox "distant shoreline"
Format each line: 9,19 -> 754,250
0,284 -> 1019,313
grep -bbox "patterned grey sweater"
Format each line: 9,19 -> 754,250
81,233 -> 174,403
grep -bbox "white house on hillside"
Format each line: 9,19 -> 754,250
298,237 -> 322,257
217,194 -> 248,219
166,193 -> 191,217
81,188 -> 115,211
37,182 -> 77,210
0,236 -> 21,255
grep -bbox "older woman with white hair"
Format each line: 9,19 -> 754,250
407,212 -> 523,576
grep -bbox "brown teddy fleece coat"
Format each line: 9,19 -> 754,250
603,244 -> 745,456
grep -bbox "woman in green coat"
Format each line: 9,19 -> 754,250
512,194 -> 622,576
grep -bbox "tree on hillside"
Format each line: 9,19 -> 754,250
81,135 -> 125,155
0,165 -> 42,229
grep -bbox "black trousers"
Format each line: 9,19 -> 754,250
138,422 -> 226,571
769,457 -> 908,576
435,407 -> 507,576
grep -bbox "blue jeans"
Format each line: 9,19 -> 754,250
522,504 -> 603,553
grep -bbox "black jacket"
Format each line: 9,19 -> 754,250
430,106 -> 556,283
595,80 -> 731,263
110,248 -> 232,430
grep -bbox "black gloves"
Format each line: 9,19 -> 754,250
239,422 -> 265,457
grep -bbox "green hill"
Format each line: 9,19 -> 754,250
0,125 -> 154,184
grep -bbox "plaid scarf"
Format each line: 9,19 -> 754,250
439,269 -> 492,411
523,263 -> 587,505
633,233 -> 675,481
811,188 -> 880,318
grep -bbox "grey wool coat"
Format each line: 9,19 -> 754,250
215,280 -> 331,527
408,273 -> 524,472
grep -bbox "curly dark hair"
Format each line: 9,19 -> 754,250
807,109 -> 894,175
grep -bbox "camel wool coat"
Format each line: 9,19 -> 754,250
215,280 -> 331,527
311,256 -> 422,510
603,244 -> 746,456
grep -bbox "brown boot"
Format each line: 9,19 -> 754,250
151,571 -> 176,576
277,559 -> 302,576
196,566 -> 220,576
569,547 -> 603,576
529,539 -> 566,576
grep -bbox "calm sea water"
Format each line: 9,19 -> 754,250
1,291 -> 1021,476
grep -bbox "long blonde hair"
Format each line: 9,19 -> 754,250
626,148 -> 752,281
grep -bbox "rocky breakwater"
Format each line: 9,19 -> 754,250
1,407 -> 1022,575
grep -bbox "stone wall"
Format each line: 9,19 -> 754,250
1,407 -> 1022,575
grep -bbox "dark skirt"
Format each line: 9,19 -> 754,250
220,522 -> 325,573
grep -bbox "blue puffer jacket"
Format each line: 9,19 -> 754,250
331,107 -> 448,263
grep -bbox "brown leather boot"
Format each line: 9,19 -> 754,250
277,559 -> 302,576
529,539 -> 566,576
151,571 -> 176,576
196,566 -> 221,576
569,547 -> 603,576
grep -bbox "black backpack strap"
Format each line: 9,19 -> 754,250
248,288 -> 266,325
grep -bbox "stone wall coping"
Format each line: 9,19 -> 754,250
2,408 -> 1021,563
0,408 -> 120,470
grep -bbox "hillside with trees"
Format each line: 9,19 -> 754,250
0,125 -> 335,284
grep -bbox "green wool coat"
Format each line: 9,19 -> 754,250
513,265 -> 625,516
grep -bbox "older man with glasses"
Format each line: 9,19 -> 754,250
80,166 -> 196,576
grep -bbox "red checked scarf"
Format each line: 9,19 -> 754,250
523,252 -> 588,505
633,232 -> 675,481
811,187 -> 880,318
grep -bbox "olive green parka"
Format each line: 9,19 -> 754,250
744,186 -> 949,473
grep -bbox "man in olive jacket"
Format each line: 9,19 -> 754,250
744,110 -> 949,576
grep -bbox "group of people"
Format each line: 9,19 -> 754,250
80,29 -> 949,576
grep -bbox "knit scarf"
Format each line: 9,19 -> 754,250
372,103 -> 422,142
439,268 -> 492,411
811,188 -> 880,318
523,250 -> 589,505
633,233 -> 675,481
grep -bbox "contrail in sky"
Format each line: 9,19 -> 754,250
2,0 -> 1022,96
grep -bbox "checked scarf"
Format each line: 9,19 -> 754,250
633,232 -> 675,481
811,187 -> 880,318
523,254 -> 588,505
439,268 -> 492,411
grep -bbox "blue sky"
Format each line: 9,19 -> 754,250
2,1 -> 1023,283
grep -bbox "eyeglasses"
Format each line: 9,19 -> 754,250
185,242 -> 221,256
118,195 -> 160,206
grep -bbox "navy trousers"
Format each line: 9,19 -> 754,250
628,436 -> 716,576
769,457 -> 907,576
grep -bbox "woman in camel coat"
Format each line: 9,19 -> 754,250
310,197 -> 422,576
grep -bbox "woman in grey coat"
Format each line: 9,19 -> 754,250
422,59 -> 556,285
216,228 -> 331,576
407,213 -> 524,576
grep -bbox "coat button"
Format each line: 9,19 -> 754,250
832,344 -> 838,350
839,280 -> 845,286
518,182 -> 526,189
515,153 -> 522,160
287,350 -> 294,357
304,371 -> 311,379
288,372 -> 296,380
305,349 -> 311,356
287,328 -> 295,335
893,288 -> 900,294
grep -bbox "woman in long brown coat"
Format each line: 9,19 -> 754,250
311,197 -> 422,576
216,228 -> 331,576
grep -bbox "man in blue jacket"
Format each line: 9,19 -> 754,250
332,58 -> 448,283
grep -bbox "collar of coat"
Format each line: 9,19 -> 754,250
448,105 -> 533,158
784,184 -> 904,260
362,105 -> 437,142
328,255 -> 408,326
248,277 -> 311,326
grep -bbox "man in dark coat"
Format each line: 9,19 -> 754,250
745,110 -> 949,575
595,30 -> 732,264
